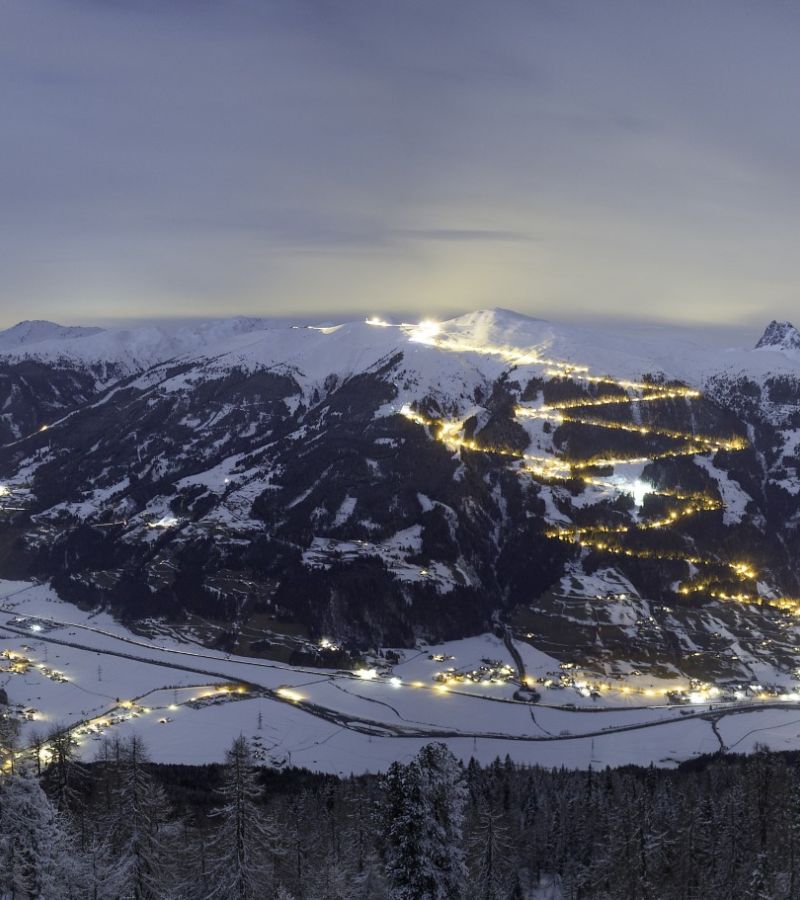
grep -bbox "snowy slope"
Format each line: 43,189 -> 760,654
0,320 -> 103,350
2,308 -> 799,390
0,316 -> 277,378
425,308 -> 800,386
162,310 -> 800,389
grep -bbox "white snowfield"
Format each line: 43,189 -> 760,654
1,308 -> 798,390
3,579 -> 800,774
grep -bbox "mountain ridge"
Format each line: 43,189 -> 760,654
756,319 -> 800,353
0,307 -> 797,683
0,319 -> 104,350
0,308 -> 791,388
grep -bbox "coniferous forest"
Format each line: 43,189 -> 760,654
3,712 -> 800,899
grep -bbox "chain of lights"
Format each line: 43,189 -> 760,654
378,317 -> 800,617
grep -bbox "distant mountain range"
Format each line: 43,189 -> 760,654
0,308 -> 798,684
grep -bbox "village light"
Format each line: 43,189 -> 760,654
277,687 -> 304,703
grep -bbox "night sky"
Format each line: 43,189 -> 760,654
2,1 -> 800,328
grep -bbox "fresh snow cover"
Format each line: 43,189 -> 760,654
0,320 -> 104,350
303,528 -> 460,592
2,308 -> 799,398
156,308 -> 800,398
333,494 -> 357,525
0,316 -> 277,378
4,578 -> 800,773
557,565 -> 640,601
692,456 -> 753,524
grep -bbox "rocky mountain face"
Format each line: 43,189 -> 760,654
0,310 -> 799,682
755,319 -> 800,353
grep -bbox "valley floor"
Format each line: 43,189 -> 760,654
4,579 -> 800,773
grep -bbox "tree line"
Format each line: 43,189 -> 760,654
2,714 -> 800,898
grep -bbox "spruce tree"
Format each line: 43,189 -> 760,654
203,735 -> 279,900
96,734 -> 174,900
382,743 -> 467,900
0,702 -> 19,773
44,724 -> 84,813
469,803 -> 512,900
0,769 -> 84,898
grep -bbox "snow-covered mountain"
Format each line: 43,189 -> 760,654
0,316 -> 278,379
0,319 -> 104,350
755,319 -> 800,354
0,308 -> 798,684
0,308 -> 796,390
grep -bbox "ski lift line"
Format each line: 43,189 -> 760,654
394,327 -> 800,617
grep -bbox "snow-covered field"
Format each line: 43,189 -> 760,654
4,579 -> 800,774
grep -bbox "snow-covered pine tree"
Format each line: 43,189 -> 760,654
468,803 -> 512,900
675,785 -> 716,898
383,756 -> 431,898
96,734 -> 174,900
277,791 -> 317,896
418,742 -> 468,897
351,851 -> 389,899
789,772 -> 800,898
0,769 -> 85,898
306,848 -> 353,900
26,727 -> 46,777
382,742 -> 467,900
203,735 -> 280,900
0,699 -> 19,774
43,724 -> 85,813
42,724 -> 92,860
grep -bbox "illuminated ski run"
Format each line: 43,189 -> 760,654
373,317 -> 800,617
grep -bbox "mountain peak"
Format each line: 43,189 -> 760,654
755,320 -> 800,352
0,319 -> 104,350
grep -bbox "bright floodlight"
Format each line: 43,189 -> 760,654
631,479 -> 650,507
410,319 -> 441,345
149,515 -> 179,529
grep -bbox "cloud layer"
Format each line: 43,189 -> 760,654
1,1 -> 799,328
